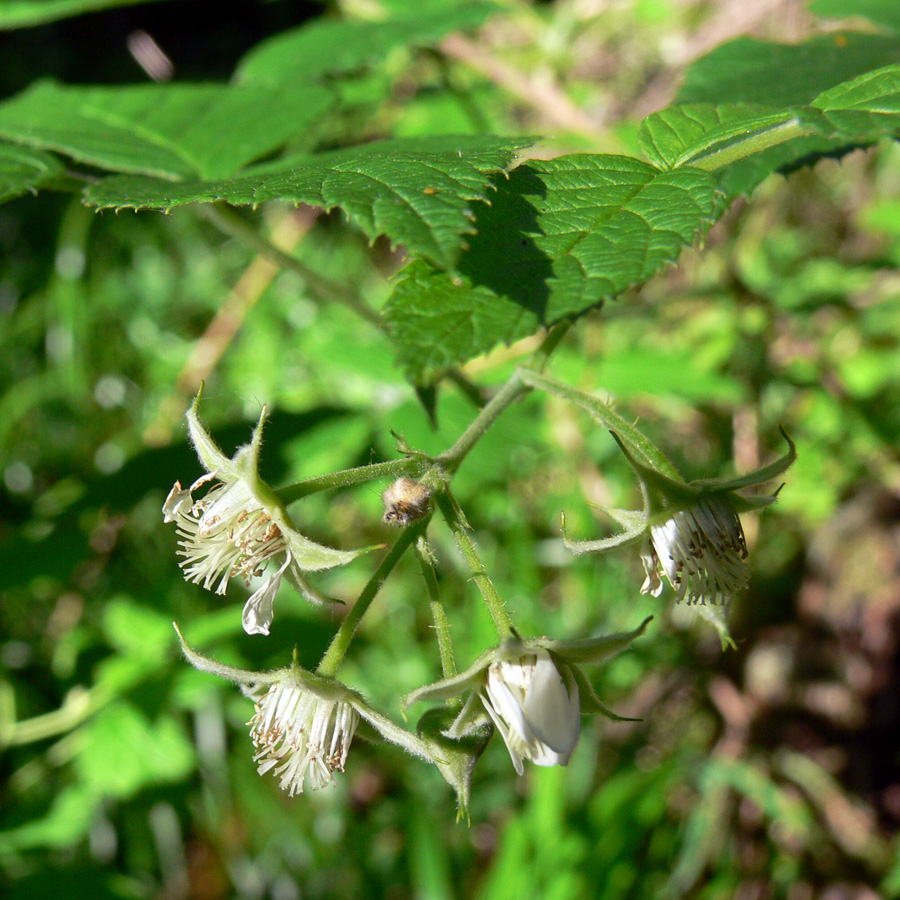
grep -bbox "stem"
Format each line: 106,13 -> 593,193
197,202 -> 385,329
438,371 -> 527,472
438,321 -> 572,472
317,520 -> 429,677
414,538 -> 457,679
528,320 -> 572,371
680,119 -> 807,171
277,457 -> 425,506
436,492 -> 512,636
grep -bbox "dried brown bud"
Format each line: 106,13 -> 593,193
382,477 -> 432,527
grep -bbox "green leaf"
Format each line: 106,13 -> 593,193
73,703 -> 195,798
640,65 -> 900,204
677,33 -> 900,106
238,1 -> 499,85
0,143 -> 63,204
0,0 -> 178,28
0,79 -> 334,180
83,136 -> 532,270
384,155 -> 717,380
810,0 -> 900,33
639,104 -> 798,170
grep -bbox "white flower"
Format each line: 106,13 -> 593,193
566,430 -> 796,612
249,682 -> 360,796
403,619 -> 650,778
163,390 -> 366,636
480,649 -> 580,776
174,626 -> 435,797
640,494 -> 749,606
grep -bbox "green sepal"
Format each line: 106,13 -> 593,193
174,622 -> 286,686
536,616 -> 653,665
416,706 -> 492,820
562,508 -> 646,555
402,646 -> 495,709
691,428 -> 796,492
186,384 -> 238,478
694,603 -> 737,652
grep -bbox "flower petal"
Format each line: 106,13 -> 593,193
241,556 -> 290,636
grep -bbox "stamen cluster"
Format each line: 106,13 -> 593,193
642,495 -> 749,605
164,474 -> 289,595
249,683 -> 360,796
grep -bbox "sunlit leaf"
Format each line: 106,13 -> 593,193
83,136 -> 532,269
384,155 -> 717,379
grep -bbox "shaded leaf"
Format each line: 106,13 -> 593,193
84,136 -> 532,269
810,0 -> 900,33
238,1 -> 499,85
0,79 -> 335,180
384,155 -> 717,380
0,0 -> 178,28
677,33 -> 900,106
0,143 -> 63,204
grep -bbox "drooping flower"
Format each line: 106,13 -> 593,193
404,618 -> 650,777
163,389 -> 368,636
480,648 -> 580,775
249,680 -> 360,796
566,430 -> 796,610
174,625 -> 431,796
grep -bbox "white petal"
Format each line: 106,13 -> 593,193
485,664 -> 533,743
523,655 -> 580,761
479,690 -> 525,775
241,556 -> 290,636
162,482 -> 191,522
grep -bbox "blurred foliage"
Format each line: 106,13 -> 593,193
2,1 -> 900,900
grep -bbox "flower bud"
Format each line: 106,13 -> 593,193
480,649 -> 580,776
382,477 -> 432,527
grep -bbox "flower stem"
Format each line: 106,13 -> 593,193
414,537 -> 457,678
436,491 -> 512,636
277,457 -> 426,506
317,519 -> 430,677
438,371 -> 527,473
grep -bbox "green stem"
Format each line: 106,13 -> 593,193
197,202 -> 384,329
529,320 -> 572,370
414,538 -> 457,678
438,371 -> 527,473
317,519 -> 430,677
680,119 -> 807,171
436,492 -> 512,636
438,321 -> 572,472
277,457 -> 425,506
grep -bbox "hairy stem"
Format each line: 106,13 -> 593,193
679,119 -> 807,171
317,519 -> 430,677
436,492 -> 512,636
277,457 -> 426,505
415,538 -> 457,679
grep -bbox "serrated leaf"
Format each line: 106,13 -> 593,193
0,0 -> 178,28
238,1 -> 498,85
811,0 -> 900,33
384,155 -> 717,380
640,65 -> 900,204
0,143 -> 63,203
0,79 -> 334,180
638,104 -> 798,169
83,136 -> 532,270
677,33 -> 900,106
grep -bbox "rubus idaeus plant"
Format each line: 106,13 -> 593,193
3,2 -> 900,879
